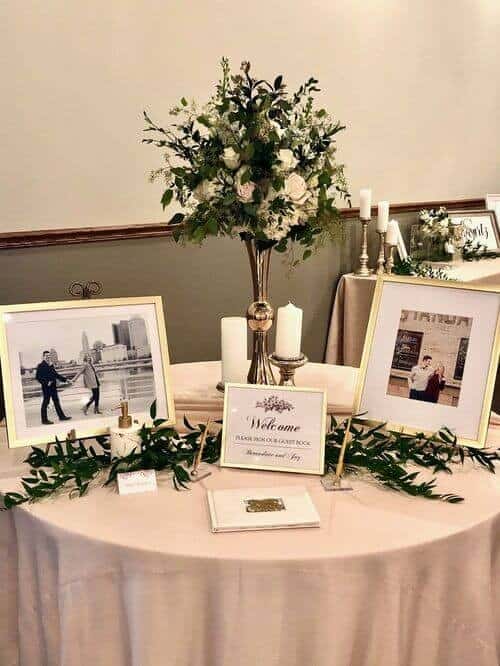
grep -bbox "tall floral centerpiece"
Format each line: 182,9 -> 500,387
143,59 -> 350,384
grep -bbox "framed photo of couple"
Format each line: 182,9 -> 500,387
0,296 -> 175,448
354,276 -> 500,448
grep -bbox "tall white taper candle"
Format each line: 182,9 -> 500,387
221,317 -> 247,383
359,189 -> 372,219
275,303 -> 303,359
376,201 -> 389,233
386,219 -> 399,246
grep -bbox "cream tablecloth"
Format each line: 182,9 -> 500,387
2,361 -> 500,666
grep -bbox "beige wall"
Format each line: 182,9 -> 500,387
1,1 -> 500,233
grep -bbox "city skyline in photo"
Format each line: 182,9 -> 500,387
17,315 -> 149,368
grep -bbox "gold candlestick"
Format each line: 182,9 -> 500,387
355,217 -> 372,277
385,243 -> 396,274
269,353 -> 308,386
376,230 -> 386,275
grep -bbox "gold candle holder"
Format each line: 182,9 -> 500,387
376,230 -> 386,275
355,217 -> 372,277
385,243 -> 396,274
269,353 -> 308,386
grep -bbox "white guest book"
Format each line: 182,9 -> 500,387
207,486 -> 320,533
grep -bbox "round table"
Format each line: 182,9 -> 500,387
2,361 -> 500,666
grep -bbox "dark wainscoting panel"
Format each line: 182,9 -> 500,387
0,198 -> 485,250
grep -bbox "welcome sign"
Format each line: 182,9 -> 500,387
221,384 -> 327,475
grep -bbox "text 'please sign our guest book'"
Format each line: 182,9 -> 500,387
207,486 -> 320,533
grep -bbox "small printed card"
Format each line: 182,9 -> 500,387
207,485 -> 320,532
117,469 -> 157,495
220,383 -> 327,475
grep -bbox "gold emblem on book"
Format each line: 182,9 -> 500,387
245,498 -> 285,513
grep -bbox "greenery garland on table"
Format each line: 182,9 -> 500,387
2,404 -> 499,509
461,240 -> 500,262
393,257 -> 451,280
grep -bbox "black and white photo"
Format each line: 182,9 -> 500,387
0,297 -> 175,448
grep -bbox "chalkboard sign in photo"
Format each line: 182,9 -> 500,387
454,337 -> 470,381
392,330 -> 423,372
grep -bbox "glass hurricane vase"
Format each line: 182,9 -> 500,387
245,239 -> 276,385
410,225 -> 452,263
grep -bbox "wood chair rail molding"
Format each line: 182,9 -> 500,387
0,197 -> 486,250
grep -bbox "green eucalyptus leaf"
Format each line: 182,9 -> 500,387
150,400 -> 157,420
161,189 -> 173,210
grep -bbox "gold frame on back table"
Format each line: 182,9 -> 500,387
448,209 -> 500,251
0,296 -> 175,448
353,275 -> 500,449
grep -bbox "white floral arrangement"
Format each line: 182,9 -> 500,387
143,59 -> 350,259
419,207 -> 451,239
418,206 -> 468,257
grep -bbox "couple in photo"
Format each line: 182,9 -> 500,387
35,351 -> 102,425
408,355 -> 446,403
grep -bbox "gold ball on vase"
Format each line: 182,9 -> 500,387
246,301 -> 274,332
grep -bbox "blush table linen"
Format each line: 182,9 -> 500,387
1,361 -> 500,666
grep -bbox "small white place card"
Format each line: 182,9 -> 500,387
221,383 -> 327,475
117,469 -> 157,495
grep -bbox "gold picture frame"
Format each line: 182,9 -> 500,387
448,209 -> 500,252
0,296 -> 175,448
353,275 -> 500,448
220,383 -> 327,475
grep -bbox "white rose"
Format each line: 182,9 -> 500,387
221,147 -> 241,170
235,168 -> 256,203
193,180 -> 217,202
284,173 -> 309,206
277,149 -> 298,172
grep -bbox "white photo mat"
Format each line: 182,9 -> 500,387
221,383 -> 327,475
354,277 -> 499,448
486,194 -> 500,232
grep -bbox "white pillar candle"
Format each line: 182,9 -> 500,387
376,201 -> 389,233
359,189 -> 372,219
221,317 -> 247,384
386,219 -> 399,246
275,303 -> 303,359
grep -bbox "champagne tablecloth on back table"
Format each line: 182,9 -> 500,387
2,361 -> 500,666
325,259 -> 500,367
